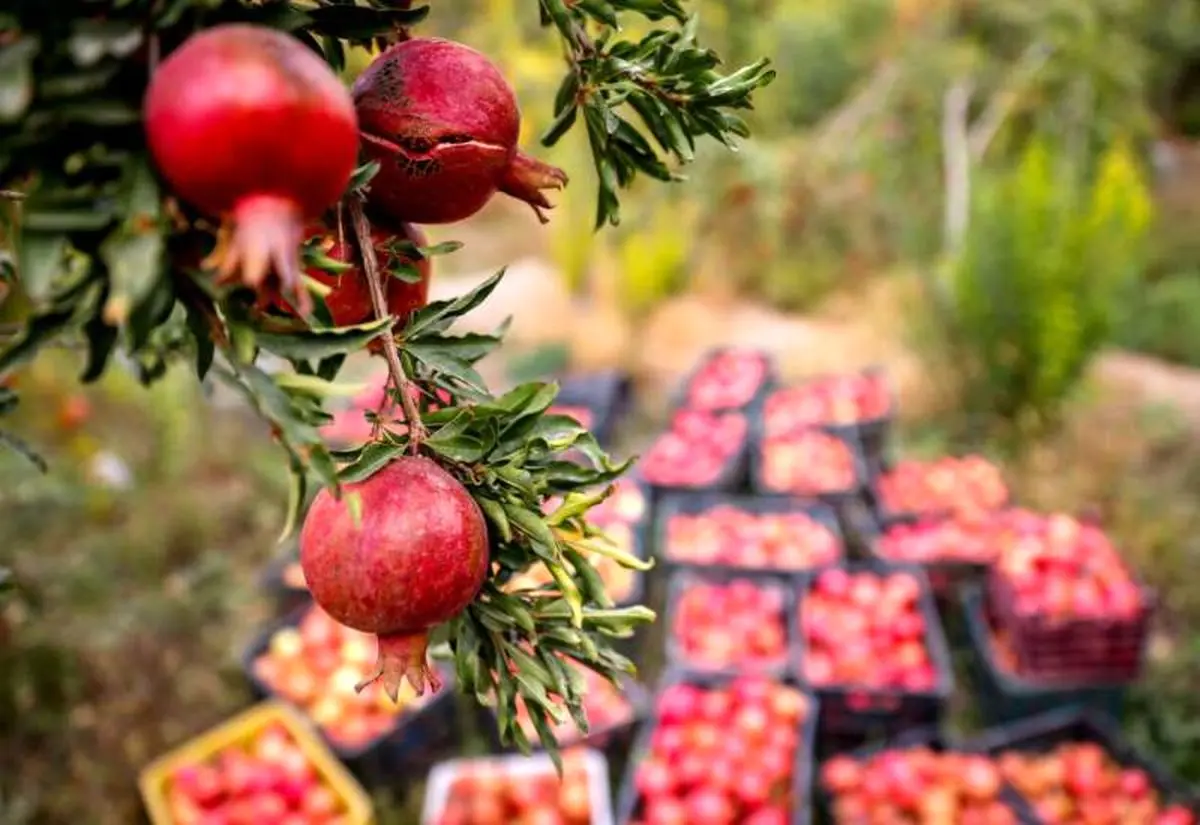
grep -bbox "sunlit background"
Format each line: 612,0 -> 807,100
4,1 -> 1200,822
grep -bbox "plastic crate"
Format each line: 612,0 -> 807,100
867,454 -> 1012,524
663,567 -> 796,676
670,346 -> 778,414
796,562 -> 955,738
553,369 -> 634,449
241,602 -> 463,785
758,366 -> 895,470
642,410 -> 752,499
615,668 -> 819,825
653,491 -> 845,574
961,586 -> 1129,726
422,748 -> 615,825
985,564 -> 1154,682
961,707 -> 1199,817
748,421 -> 870,519
860,510 -> 993,598
138,701 -> 373,825
814,726 -> 1037,825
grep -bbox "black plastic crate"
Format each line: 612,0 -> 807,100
663,568 -> 796,676
961,586 -> 1130,726
795,562 -> 955,739
986,563 -> 1155,682
241,602 -> 465,786
553,369 -> 634,449
757,366 -> 895,470
653,491 -> 845,574
748,418 -> 870,518
961,707 -> 1199,818
814,726 -> 1037,825
615,668 -> 819,825
859,510 -> 993,599
642,409 -> 752,500
670,346 -> 778,414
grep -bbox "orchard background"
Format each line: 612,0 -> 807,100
4,0 -> 1200,823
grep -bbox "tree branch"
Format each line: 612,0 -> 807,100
942,79 -> 972,255
968,41 -> 1054,161
347,198 -> 425,453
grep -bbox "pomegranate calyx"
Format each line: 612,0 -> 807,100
205,194 -> 311,315
498,151 -> 569,223
356,630 -> 443,701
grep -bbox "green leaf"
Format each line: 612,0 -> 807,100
274,373 -> 368,398
17,232 -> 68,304
0,36 -> 37,123
254,317 -> 391,361
0,306 -> 78,376
100,160 -> 165,325
305,4 -> 431,40
405,269 -> 506,337
338,441 -> 406,484
0,428 -> 47,473
405,342 -> 489,395
425,431 -> 488,463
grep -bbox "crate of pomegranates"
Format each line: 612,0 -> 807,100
138,701 -> 373,825
551,369 -> 634,448
241,602 -> 462,783
616,670 -> 818,825
748,423 -> 869,514
654,492 -> 844,574
641,407 -> 751,497
817,727 -> 1035,824
869,453 -> 1010,523
984,511 -> 1155,681
796,564 -> 954,738
961,707 -> 1198,823
664,569 -> 796,676
862,510 -> 1005,597
672,347 -> 777,413
961,586 -> 1130,726
489,653 -> 649,758
757,367 -> 894,469
421,748 -> 615,825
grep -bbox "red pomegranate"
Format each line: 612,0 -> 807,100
299,456 -> 489,699
259,220 -> 432,329
143,24 -> 359,315
352,37 -> 568,225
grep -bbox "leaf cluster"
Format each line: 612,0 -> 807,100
539,0 -> 776,227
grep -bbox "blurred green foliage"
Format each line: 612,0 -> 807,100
1115,271 -> 1200,368
928,139 -> 1152,440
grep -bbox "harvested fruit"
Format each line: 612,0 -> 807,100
259,220 -> 430,329
683,349 -> 770,411
665,503 -> 841,570
641,409 -> 747,488
801,569 -> 939,690
251,605 -> 440,750
759,430 -> 859,495
877,456 -> 1007,519
763,372 -> 890,436
997,743 -> 1195,825
161,716 -> 357,824
821,748 -> 1016,824
628,676 -> 812,825
144,24 -> 359,315
512,658 -> 638,746
427,749 -> 599,825
993,512 -> 1145,622
670,577 -> 789,670
300,456 -> 489,699
353,37 -> 567,225
876,516 -> 1002,565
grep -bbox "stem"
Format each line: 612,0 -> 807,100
347,198 -> 425,453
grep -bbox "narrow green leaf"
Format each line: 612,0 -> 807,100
338,441 -> 405,483
254,316 -> 391,360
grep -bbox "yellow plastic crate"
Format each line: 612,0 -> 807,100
138,700 -> 373,825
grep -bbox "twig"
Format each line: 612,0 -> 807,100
0,190 -> 25,201
967,41 -> 1053,161
811,61 -> 900,160
942,79 -> 972,255
347,198 -> 425,453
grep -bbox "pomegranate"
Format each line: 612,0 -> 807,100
299,456 -> 489,699
144,24 -> 359,315
352,37 -> 567,225
258,220 -> 431,329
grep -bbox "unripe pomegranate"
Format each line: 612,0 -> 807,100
299,456 -> 489,699
352,37 -> 568,225
144,24 -> 359,315
259,220 -> 432,331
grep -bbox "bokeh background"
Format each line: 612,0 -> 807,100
5,0 -> 1200,821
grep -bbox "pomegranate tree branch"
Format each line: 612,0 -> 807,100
347,197 -> 425,452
